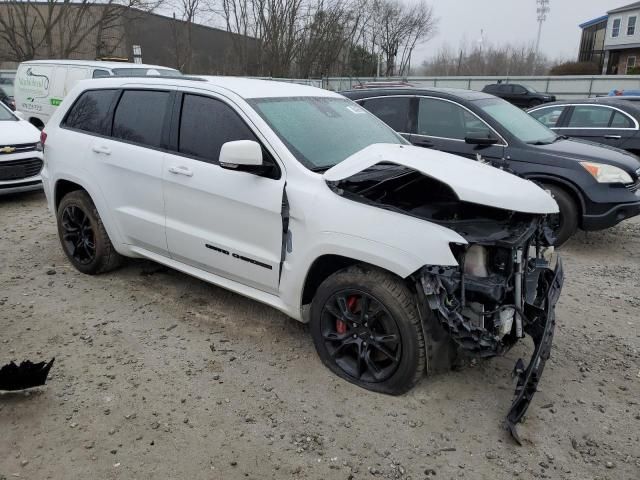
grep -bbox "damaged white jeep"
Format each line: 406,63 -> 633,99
41,77 -> 563,441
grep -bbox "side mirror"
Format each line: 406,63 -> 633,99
465,136 -> 500,146
219,140 -> 263,169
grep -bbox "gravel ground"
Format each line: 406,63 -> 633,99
1,190 -> 639,480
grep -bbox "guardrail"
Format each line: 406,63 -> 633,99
320,75 -> 640,99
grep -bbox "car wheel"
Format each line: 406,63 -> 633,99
57,190 -> 123,274
310,265 -> 425,395
529,99 -> 542,108
544,184 -> 579,247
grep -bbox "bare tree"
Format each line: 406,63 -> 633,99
373,0 -> 437,76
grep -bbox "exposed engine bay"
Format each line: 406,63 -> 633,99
328,164 -> 564,443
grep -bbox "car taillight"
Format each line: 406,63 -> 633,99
40,131 -> 47,146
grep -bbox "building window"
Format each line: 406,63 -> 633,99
628,16 -> 637,35
627,56 -> 637,73
612,18 -> 621,37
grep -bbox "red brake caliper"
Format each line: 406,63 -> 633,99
336,295 -> 357,334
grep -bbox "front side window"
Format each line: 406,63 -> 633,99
417,97 -> 493,140
111,68 -> 180,77
529,106 -> 566,128
475,97 -> 557,144
179,94 -> 258,163
112,90 -> 170,147
360,97 -> 411,132
63,89 -> 119,135
612,18 -> 621,37
92,69 -> 110,78
628,16 -> 637,35
512,85 -> 527,95
567,106 -> 615,128
248,96 -> 404,170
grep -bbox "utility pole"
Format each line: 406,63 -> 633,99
534,0 -> 550,74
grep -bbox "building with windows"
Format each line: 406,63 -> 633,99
578,16 -> 608,72
578,2 -> 640,74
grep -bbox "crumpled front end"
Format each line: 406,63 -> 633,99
417,219 -> 564,444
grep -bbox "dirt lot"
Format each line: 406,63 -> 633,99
1,190 -> 639,480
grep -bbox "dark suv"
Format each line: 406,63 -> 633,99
482,83 -> 555,108
341,87 -> 640,245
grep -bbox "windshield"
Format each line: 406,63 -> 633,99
0,103 -> 16,121
248,96 -> 405,170
525,85 -> 538,93
112,68 -> 180,77
475,98 -> 557,144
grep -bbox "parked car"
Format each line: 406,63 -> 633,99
482,83 -> 556,108
528,98 -> 640,154
14,60 -> 180,129
41,77 -> 563,439
0,86 -> 15,111
0,101 -> 44,195
341,87 -> 640,245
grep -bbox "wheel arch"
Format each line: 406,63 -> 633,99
525,174 -> 585,224
52,176 -> 126,255
29,117 -> 45,130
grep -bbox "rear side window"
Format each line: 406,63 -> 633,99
113,90 -> 170,148
611,111 -> 634,128
567,106 -> 614,128
64,89 -> 119,135
360,97 -> 411,132
483,84 -> 498,93
178,94 -> 258,163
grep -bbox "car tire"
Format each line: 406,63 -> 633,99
544,184 -> 579,247
56,190 -> 123,274
310,265 -> 426,395
529,99 -> 542,107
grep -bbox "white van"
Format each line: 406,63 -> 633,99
14,60 -> 180,128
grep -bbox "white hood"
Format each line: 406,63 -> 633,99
324,144 -> 559,215
0,119 -> 41,145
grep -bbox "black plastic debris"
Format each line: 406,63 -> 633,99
0,358 -> 55,391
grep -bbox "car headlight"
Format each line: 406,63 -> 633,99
580,162 -> 633,184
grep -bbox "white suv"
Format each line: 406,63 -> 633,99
41,76 -> 563,440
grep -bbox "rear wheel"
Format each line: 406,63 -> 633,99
56,190 -> 123,274
310,265 -> 425,395
544,184 -> 579,246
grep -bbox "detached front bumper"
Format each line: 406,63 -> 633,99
506,257 -> 563,444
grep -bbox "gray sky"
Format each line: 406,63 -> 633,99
415,0 -> 626,63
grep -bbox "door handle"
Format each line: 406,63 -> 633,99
91,145 -> 111,155
168,165 -> 194,177
604,135 -> 622,140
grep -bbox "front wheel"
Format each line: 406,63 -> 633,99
544,184 -> 579,247
310,265 -> 425,395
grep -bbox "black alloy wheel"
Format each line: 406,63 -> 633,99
56,190 -> 123,274
61,205 -> 96,265
320,290 -> 402,383
310,265 -> 426,395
